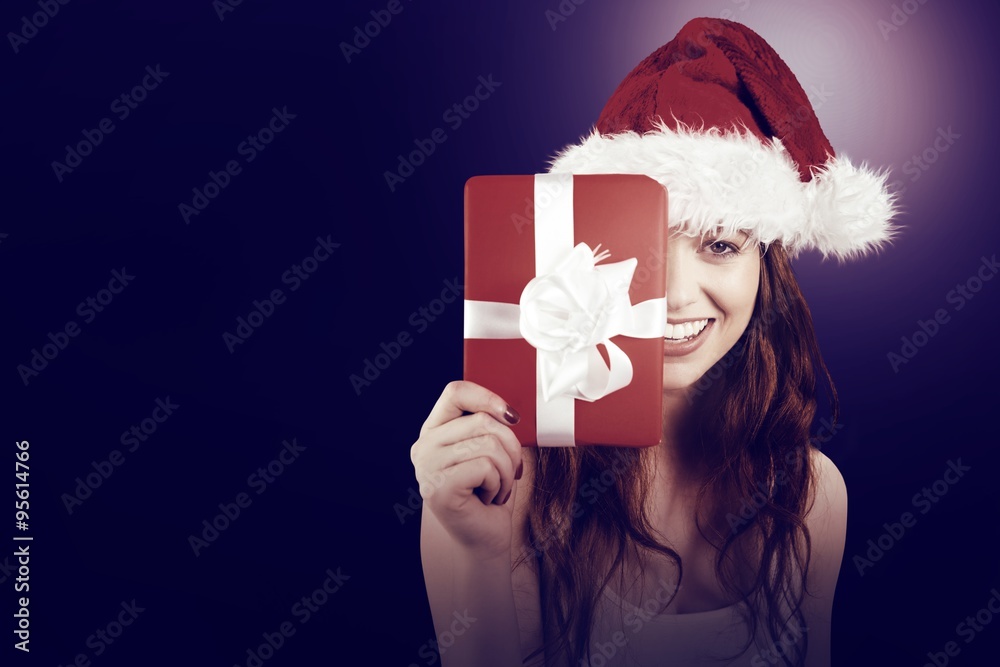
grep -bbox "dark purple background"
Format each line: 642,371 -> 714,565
2,0 -> 998,665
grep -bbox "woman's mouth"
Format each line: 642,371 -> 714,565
663,319 -> 714,356
664,318 -> 711,341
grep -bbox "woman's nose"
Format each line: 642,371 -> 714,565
666,243 -> 698,313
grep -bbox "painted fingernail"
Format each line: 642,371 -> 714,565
516,462 -> 523,480
503,404 -> 521,424
501,489 -> 512,505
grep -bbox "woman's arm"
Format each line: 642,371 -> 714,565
413,381 -> 529,667
420,446 -> 546,667
421,503 -> 524,667
800,448 -> 849,667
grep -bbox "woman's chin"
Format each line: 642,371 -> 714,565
662,379 -> 700,395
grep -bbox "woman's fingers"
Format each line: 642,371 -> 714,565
421,380 -> 520,435
411,380 -> 524,508
445,457 -> 503,506
416,428 -> 516,506
438,433 -> 515,504
429,409 -> 522,465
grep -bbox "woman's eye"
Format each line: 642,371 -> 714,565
704,240 -> 740,257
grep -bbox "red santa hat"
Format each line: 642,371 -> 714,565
547,17 -> 902,262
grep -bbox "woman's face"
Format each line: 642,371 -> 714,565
662,228 -> 761,392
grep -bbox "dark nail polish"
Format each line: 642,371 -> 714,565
503,404 -> 521,424
501,489 -> 512,505
516,462 -> 523,480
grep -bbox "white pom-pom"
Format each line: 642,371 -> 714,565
801,156 -> 903,263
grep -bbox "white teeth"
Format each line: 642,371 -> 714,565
664,319 -> 709,340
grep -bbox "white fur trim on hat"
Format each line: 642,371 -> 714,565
546,120 -> 902,262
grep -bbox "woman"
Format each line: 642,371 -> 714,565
412,17 -> 899,667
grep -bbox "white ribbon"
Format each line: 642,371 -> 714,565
464,174 -> 666,446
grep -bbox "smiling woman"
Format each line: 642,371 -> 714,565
412,16 -> 899,667
518,235 -> 847,666
660,230 -> 760,387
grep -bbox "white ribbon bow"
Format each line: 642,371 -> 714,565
519,242 -> 639,403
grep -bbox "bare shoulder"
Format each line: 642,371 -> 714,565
806,448 -> 848,535
799,448 -> 848,606
794,450 -> 848,666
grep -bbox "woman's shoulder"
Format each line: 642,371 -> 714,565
806,447 -> 848,523
801,447 -> 848,585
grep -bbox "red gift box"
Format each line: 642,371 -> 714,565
463,174 -> 668,447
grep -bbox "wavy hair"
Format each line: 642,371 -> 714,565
514,241 -> 839,667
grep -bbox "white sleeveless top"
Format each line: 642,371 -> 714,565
585,584 -> 768,666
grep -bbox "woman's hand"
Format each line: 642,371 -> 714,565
410,380 -> 524,561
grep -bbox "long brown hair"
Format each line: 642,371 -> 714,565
515,241 -> 838,667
